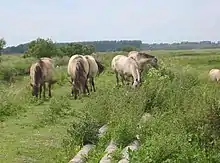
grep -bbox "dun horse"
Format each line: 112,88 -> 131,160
29,57 -> 56,98
85,55 -> 104,92
128,51 -> 158,82
128,51 -> 158,71
111,55 -> 140,88
209,69 -> 220,82
67,54 -> 90,99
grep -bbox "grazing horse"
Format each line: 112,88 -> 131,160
128,51 -> 158,72
67,54 -> 90,99
128,51 -> 158,83
29,57 -> 57,98
111,55 -> 140,88
85,55 -> 105,92
209,69 -> 220,82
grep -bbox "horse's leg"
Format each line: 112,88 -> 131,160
48,82 -> 52,98
85,79 -> 90,95
70,78 -> 74,96
91,77 -> 96,92
39,85 -> 42,98
88,78 -> 93,92
115,72 -> 119,86
74,88 -> 78,100
120,74 -> 125,85
43,82 -> 46,98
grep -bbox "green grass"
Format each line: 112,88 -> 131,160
1,49 -> 220,162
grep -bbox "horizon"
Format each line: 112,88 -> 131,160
1,0 -> 220,47
4,39 -> 220,48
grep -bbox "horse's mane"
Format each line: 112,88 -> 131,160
138,52 -> 155,58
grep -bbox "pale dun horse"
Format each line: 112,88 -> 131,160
128,51 -> 158,82
209,69 -> 220,82
29,57 -> 57,98
111,55 -> 140,88
67,54 -> 90,99
85,55 -> 104,92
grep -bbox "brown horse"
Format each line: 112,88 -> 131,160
67,54 -> 90,99
29,57 -> 57,98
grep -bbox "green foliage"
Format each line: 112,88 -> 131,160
0,86 -> 28,121
38,96 -> 72,126
25,38 -> 58,58
0,38 -> 6,52
3,40 -> 142,54
2,49 -> 220,162
118,46 -> 137,52
59,43 -> 95,57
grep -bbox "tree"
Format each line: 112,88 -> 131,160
0,38 -> 6,54
118,46 -> 137,52
59,43 -> 95,57
25,38 -> 58,58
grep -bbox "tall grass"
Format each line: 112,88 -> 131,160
62,59 -> 220,162
1,50 -> 220,162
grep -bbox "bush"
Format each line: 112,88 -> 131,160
0,87 -> 27,121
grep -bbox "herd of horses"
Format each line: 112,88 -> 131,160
29,51 -> 159,99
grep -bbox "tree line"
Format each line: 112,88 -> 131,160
2,39 -> 141,55
1,37 -> 220,56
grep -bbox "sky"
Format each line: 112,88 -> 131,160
0,0 -> 220,46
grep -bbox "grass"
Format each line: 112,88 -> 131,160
1,49 -> 220,162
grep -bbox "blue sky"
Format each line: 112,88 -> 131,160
0,0 -> 220,46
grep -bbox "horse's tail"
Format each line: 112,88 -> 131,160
75,60 -> 86,84
95,59 -> 104,75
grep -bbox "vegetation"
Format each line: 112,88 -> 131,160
3,40 -> 142,54
1,46 -> 220,162
3,39 -> 220,54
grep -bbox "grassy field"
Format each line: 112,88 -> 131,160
1,49 -> 220,163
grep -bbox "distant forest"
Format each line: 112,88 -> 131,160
3,40 -> 220,54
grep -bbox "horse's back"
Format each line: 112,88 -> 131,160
128,51 -> 139,58
112,55 -> 138,74
209,69 -> 220,81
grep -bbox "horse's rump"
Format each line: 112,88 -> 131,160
85,55 -> 104,76
209,69 -> 220,82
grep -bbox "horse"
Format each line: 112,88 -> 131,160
29,57 -> 57,98
67,54 -> 90,99
209,69 -> 220,82
111,55 -> 140,88
84,55 -> 105,92
128,51 -> 158,72
128,51 -> 158,83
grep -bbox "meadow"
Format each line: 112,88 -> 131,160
1,49 -> 220,163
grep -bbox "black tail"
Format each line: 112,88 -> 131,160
95,59 -> 104,75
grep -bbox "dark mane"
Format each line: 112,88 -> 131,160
138,52 -> 155,58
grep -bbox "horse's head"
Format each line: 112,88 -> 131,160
138,52 -> 159,69
149,57 -> 159,69
30,83 -> 39,97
